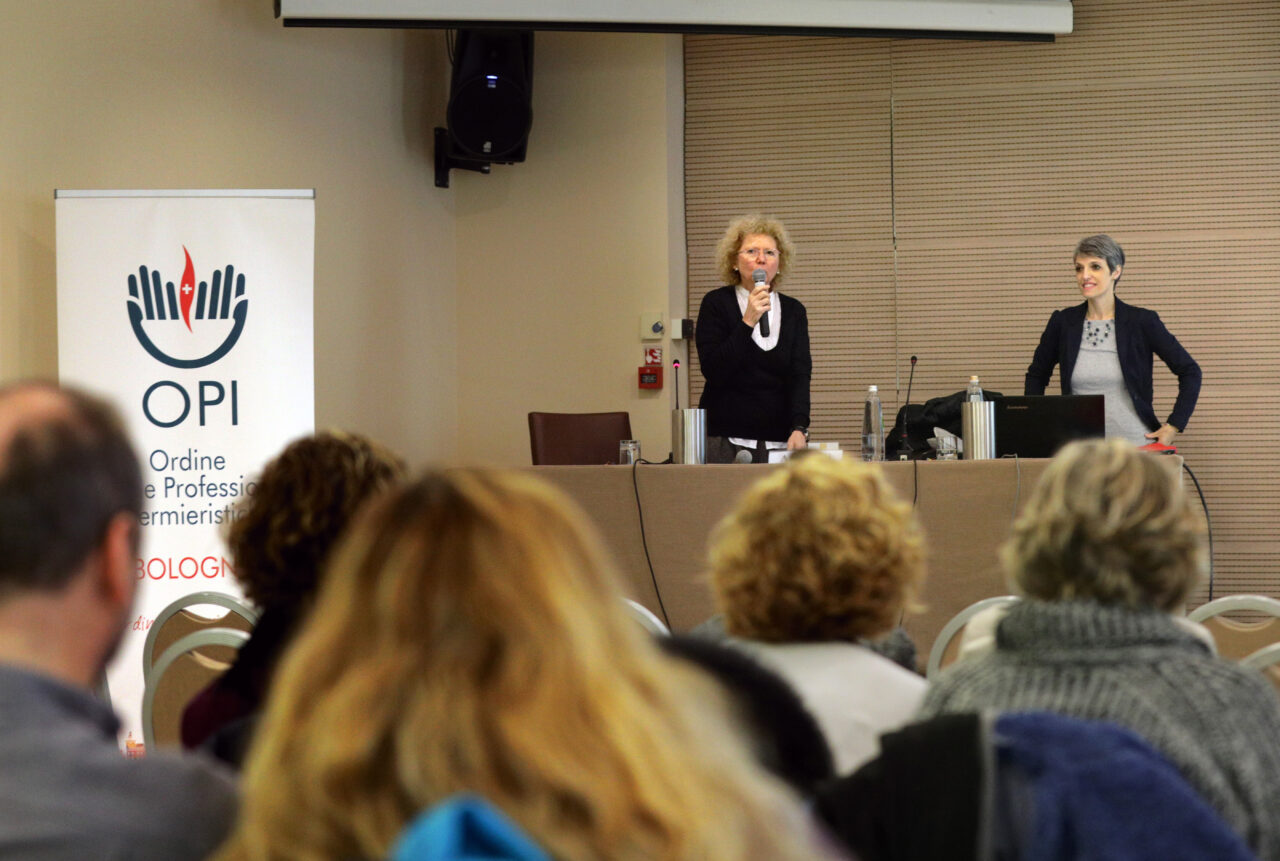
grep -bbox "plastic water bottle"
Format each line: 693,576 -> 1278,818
967,375 -> 984,403
862,385 -> 884,462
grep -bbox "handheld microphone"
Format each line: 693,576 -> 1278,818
752,268 -> 770,337
733,449 -> 755,465
900,355 -> 918,459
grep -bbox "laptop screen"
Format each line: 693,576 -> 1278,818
995,395 -> 1105,458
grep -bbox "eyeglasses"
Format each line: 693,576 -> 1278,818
738,248 -> 779,260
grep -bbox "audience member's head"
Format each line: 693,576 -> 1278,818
709,455 -> 925,643
227,431 -> 404,614
181,431 -> 405,758
0,383 -> 141,594
217,468 -> 826,861
0,382 -> 142,684
1003,438 -> 1204,611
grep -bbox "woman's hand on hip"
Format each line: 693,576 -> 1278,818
1145,423 -> 1179,446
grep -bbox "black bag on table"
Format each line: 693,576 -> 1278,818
885,389 -> 1002,460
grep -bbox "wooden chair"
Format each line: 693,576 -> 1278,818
528,411 -> 632,465
1187,595 -> 1280,661
142,591 -> 259,683
927,595 -> 1021,678
142,628 -> 250,748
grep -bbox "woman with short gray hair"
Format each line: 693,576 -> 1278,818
1025,234 -> 1200,447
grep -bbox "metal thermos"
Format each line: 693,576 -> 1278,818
961,400 -> 997,460
671,408 -> 706,464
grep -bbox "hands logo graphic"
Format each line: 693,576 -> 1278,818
127,247 -> 248,369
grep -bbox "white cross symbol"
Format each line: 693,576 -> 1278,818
182,285 -> 193,295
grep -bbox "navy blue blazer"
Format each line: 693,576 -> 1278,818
1024,298 -> 1201,432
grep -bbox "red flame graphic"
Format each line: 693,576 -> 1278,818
179,247 -> 195,331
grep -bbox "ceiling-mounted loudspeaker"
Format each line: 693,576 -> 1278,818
449,30 -> 533,160
435,30 -> 534,188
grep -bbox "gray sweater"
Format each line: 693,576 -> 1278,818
920,600 -> 1280,860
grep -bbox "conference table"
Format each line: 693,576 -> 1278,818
532,457 -> 1126,662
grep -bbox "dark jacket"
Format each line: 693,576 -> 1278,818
814,711 -> 1256,861
1024,298 -> 1201,431
695,285 -> 812,442
181,606 -> 298,767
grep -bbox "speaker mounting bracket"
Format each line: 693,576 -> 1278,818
433,127 -> 493,188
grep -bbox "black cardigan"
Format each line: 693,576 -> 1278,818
695,285 -> 812,441
1024,298 -> 1201,431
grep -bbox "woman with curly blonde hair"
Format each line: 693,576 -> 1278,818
708,454 -> 927,774
696,214 -> 812,463
214,468 -> 838,861
920,438 -> 1280,859
181,431 -> 405,762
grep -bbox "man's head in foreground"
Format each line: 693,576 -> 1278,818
0,382 -> 142,687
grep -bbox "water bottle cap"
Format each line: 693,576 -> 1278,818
969,375 -> 980,383
868,385 -> 878,392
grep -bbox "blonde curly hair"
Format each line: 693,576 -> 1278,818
709,455 -> 925,643
1003,438 -> 1206,611
715,214 -> 796,287
215,468 -> 824,861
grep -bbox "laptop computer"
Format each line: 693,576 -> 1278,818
995,395 -> 1105,458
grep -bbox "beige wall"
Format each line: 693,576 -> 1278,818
454,32 -> 682,465
1,8 -> 679,468
0,2 -> 461,465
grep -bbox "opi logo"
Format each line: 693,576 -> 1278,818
127,247 -> 248,368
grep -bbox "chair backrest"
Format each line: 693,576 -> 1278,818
1241,641 -> 1280,694
623,598 -> 670,636
151,608 -> 253,669
927,595 -> 1021,678
143,590 -> 260,678
1187,594 -> 1280,661
528,411 -> 632,465
143,628 -> 250,748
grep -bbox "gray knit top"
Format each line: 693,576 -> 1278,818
920,600 -> 1280,859
1071,319 -> 1151,445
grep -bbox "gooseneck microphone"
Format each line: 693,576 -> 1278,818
904,355 -> 918,413
752,268 -> 770,337
900,355 -> 918,458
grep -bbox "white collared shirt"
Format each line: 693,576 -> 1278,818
731,284 -> 785,449
735,284 -> 781,351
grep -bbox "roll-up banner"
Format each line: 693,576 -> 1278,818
56,189 -> 315,747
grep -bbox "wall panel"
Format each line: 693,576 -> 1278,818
685,35 -> 896,441
685,0 -> 1280,602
